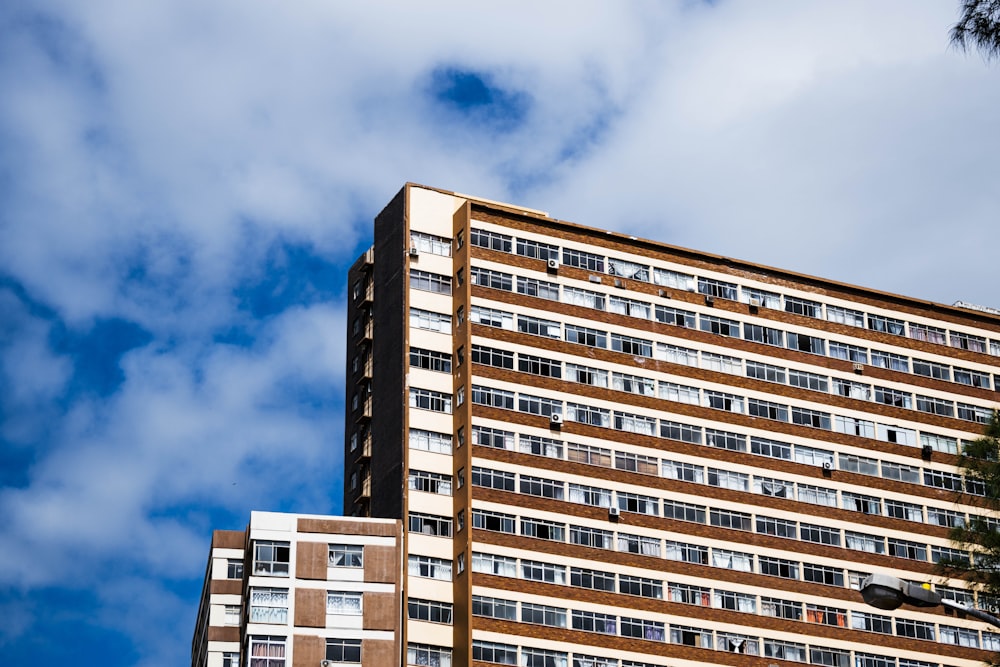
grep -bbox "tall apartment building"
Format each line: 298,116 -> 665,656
343,183 -> 1000,667
191,512 -> 402,667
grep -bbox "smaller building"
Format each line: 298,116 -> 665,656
192,511 -> 403,667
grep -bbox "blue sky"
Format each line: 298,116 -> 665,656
1,1 -> 998,666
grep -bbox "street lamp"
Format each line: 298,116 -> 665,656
860,573 -> 1000,630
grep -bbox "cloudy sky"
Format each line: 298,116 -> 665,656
1,1 -> 997,665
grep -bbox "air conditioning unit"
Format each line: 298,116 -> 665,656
547,258 -> 560,270
921,444 -> 934,460
749,297 -> 762,307
550,413 -> 564,426
408,245 -> 419,257
588,275 -> 602,284
321,661 -> 335,667
704,295 -> 715,306
852,362 -> 864,372
658,289 -> 670,298
821,461 -> 833,471
608,506 -> 620,518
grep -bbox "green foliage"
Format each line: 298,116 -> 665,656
951,0 -> 1000,62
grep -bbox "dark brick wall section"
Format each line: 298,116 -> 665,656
364,544 -> 399,583
293,588 -> 326,628
292,635 -> 324,667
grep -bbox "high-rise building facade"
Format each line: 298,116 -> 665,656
343,183 -> 1000,667
191,512 -> 402,667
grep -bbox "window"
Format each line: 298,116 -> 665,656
834,378 -> 870,400
518,353 -> 562,378
655,304 -> 695,327
617,533 -> 661,556
253,541 -> 290,576
521,475 -> 564,500
516,237 -> 558,261
842,492 -> 881,514
699,314 -> 740,337
744,323 -> 784,346
656,342 -> 698,366
845,530 -> 884,554
224,605 -> 240,625
573,656 -> 618,667
617,491 -> 659,515
910,322 -> 947,344
887,538 -> 926,561
702,509 -> 750,530
754,475 -> 792,498
952,331 -> 987,353
620,574 -> 663,599
761,596 -> 801,620
800,522 -> 840,546
668,582 -> 711,606
621,616 -> 665,641
954,366 -> 992,388
407,644 -> 452,667
851,610 -> 892,634
940,624 -> 980,647
884,500 -> 923,522
959,402 -> 993,423
698,276 -> 738,299
924,469 -> 963,491
611,332 -> 653,357
931,545 -> 969,565
756,515 -> 796,538
711,548 -> 753,572
913,359 -> 950,381
521,602 -> 567,628
665,540 -> 708,565
521,517 -> 565,541
472,595 -> 517,620
562,247 -> 605,272
563,285 -> 606,310
517,275 -> 560,301
915,394 -> 954,417
661,420 -> 702,444
798,483 -> 837,507
708,468 -> 749,491
567,363 -> 609,387
472,641 -> 517,665
565,324 -> 607,348
895,618 -> 935,641
785,295 -> 821,317
870,350 -> 909,371
921,431 -> 958,454
664,500 -> 706,523
759,555 -> 798,579
329,544 -> 363,568
409,388 -> 452,413
747,398 -> 788,421
827,305 -> 864,327
608,257 -> 649,281
669,624 -> 711,647
701,352 -> 742,374
570,525 -> 613,549
410,269 -> 452,295
613,411 -> 656,436
788,368 -> 828,391
566,403 -> 610,427
471,467 -> 515,491
810,648 -> 849,667
616,451 -> 658,475
470,306 -> 514,330
571,567 -> 616,591
661,459 -> 704,483
326,591 -> 363,616
838,453 -> 879,475
746,360 -> 786,384
250,588 -> 289,624
223,652 -> 240,667
609,295 -> 651,319
470,228 -> 512,252
705,428 -> 746,451
471,426 -> 512,450
409,347 -> 452,373
928,507 -> 966,528
791,406 -> 831,429
519,434 -> 562,458
713,589 -> 756,613
470,266 -> 513,291
409,470 -> 452,496
521,648 -> 567,667
874,386 -> 911,408
521,559 -> 566,584
471,345 -> 514,369
854,654 -> 894,667
829,341 -> 868,363
704,390 -> 743,413
742,286 -> 781,308
751,436 -> 791,460
408,555 -> 452,581
803,563 -> 843,586
227,559 -> 244,579
409,512 -> 452,537
410,231 -> 452,256
786,331 -> 826,354
471,552 -> 516,577
471,385 -> 514,410
805,603 -> 847,627
867,314 -> 906,335
652,267 -> 694,290
249,636 -> 286,667
519,393 -> 562,417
